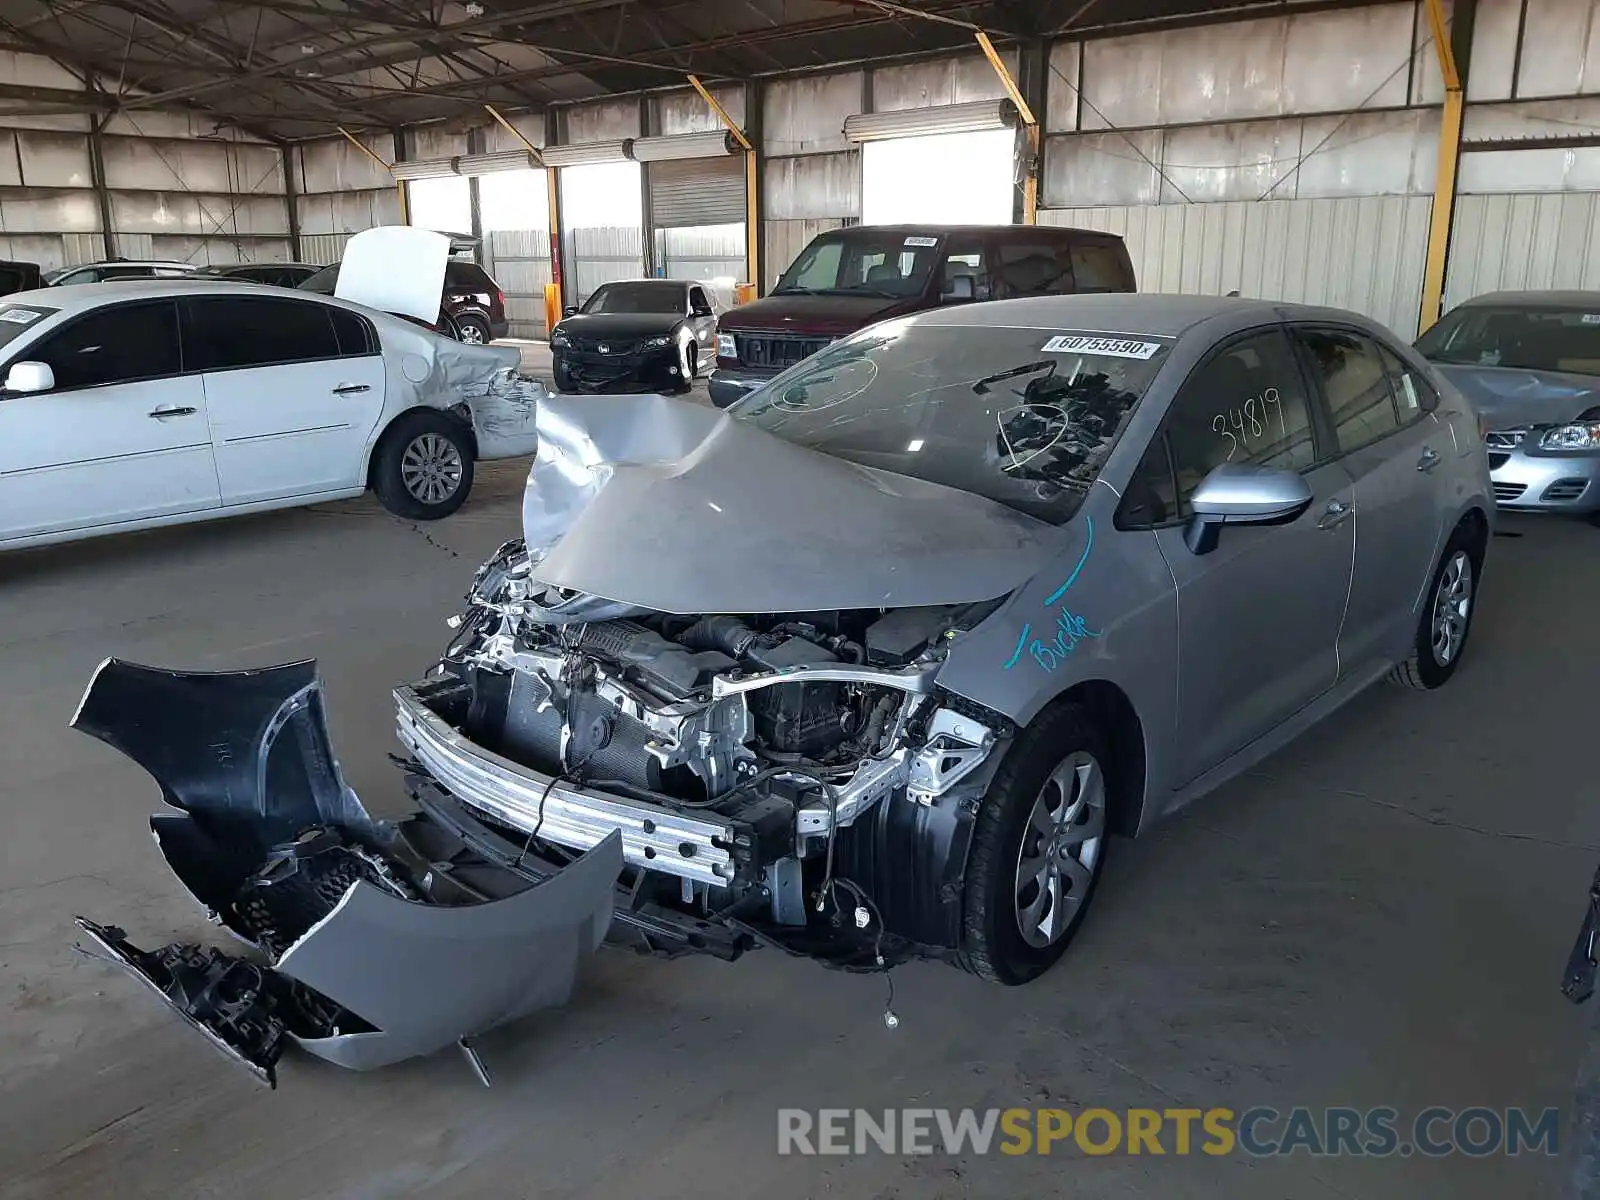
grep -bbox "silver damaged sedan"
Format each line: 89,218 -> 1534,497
1416,290 -> 1600,514
79,296 -> 1496,1055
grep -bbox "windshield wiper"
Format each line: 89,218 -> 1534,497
772,286 -> 817,296
973,360 -> 1058,395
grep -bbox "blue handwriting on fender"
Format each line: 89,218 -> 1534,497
1003,516 -> 1101,671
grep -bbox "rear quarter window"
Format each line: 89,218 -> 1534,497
445,262 -> 496,290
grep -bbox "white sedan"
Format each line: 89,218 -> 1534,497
0,276 -> 541,551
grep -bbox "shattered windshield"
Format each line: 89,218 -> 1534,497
728,317 -> 1170,524
1416,305 -> 1600,377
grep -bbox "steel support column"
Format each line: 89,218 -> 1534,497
282,144 -> 302,261
392,129 -> 409,224
977,30 -> 1039,224
88,112 -> 116,259
688,73 -> 758,299
1419,0 -> 1475,332
545,108 -> 565,322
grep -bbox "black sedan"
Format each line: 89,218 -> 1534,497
550,279 -> 719,394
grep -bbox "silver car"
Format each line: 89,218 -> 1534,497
79,297 -> 1495,1054
1416,290 -> 1600,514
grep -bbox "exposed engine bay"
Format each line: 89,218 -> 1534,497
395,537 -> 1017,966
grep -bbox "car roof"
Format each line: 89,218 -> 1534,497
910,292 -> 1360,337
831,223 -> 1118,239
2,277 -> 385,315
57,259 -> 198,270
1454,289 -> 1600,309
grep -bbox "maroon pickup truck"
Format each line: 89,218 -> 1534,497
709,223 -> 1136,407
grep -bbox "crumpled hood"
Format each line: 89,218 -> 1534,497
521,393 -> 1067,614
1434,363 -> 1600,428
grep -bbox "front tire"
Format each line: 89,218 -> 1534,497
1389,522 -> 1483,690
958,702 -> 1111,985
371,411 -> 475,520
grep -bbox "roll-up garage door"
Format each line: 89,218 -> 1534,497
648,156 -> 745,228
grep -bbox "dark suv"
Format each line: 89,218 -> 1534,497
298,257 -> 509,344
709,224 -> 1136,407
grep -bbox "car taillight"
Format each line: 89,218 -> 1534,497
494,288 -> 505,308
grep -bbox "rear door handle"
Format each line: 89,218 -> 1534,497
1417,447 -> 1442,472
148,406 -> 196,418
332,384 -> 371,395
1317,499 -> 1354,530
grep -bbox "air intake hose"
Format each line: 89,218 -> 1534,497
680,615 -> 761,659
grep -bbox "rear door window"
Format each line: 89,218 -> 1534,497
182,295 -> 341,372
445,261 -> 495,291
23,300 -> 181,391
1071,241 -> 1134,292
993,237 -> 1075,298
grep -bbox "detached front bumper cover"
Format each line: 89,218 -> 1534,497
70,658 -> 621,1087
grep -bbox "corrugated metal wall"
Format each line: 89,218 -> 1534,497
0,53 -> 297,269
486,229 -> 553,337
1044,197 -> 1434,338
1446,193 -> 1600,308
293,132 -> 398,264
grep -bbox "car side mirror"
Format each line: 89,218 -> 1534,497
562,305 -> 579,317
3,361 -> 53,394
1183,463 -> 1313,555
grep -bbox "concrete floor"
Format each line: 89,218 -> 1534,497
0,474 -> 1592,1199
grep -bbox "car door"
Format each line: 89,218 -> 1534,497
1288,325 -> 1451,677
181,294 -> 386,505
0,298 -> 220,543
1119,325 -> 1357,786
687,285 -> 718,364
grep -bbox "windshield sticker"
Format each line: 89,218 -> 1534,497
903,236 -> 939,247
1041,335 -> 1161,359
1212,388 -> 1287,461
1585,314 -> 1600,325
1399,375 -> 1420,410
1003,516 -> 1102,672
0,308 -> 42,325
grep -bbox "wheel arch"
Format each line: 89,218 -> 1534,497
1023,679 -> 1149,840
364,405 -> 478,491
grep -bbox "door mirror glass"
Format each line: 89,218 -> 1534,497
563,305 -> 580,317
1184,463 -> 1312,555
3,360 -> 54,393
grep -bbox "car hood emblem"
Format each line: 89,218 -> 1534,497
598,343 -> 610,354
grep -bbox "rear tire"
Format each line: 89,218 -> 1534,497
371,410 -> 475,521
455,314 -> 490,345
958,702 -> 1112,986
1389,521 -> 1483,690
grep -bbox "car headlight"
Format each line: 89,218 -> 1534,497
1540,422 -> 1600,450
716,332 -> 737,360
550,331 -> 569,348
644,335 -> 671,349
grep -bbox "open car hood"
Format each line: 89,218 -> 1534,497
522,393 -> 1066,614
335,226 -> 449,325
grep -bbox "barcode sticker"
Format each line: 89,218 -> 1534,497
1040,334 -> 1162,359
903,236 -> 939,247
0,308 -> 41,325
1400,375 -> 1420,410
1583,314 -> 1600,325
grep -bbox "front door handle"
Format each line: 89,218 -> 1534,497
148,406 -> 196,418
332,383 -> 371,395
1317,498 -> 1354,530
1417,447 -> 1442,472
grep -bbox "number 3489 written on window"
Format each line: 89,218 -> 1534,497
1213,388 -> 1287,460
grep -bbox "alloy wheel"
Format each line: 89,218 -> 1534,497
1430,549 -> 1473,667
1014,751 -> 1107,949
400,433 -> 465,505
458,322 -> 486,345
